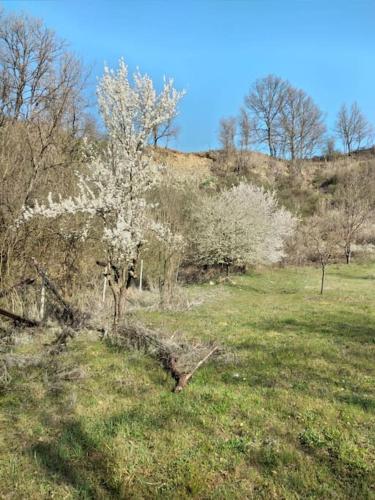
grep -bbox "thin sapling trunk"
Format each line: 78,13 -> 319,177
320,260 -> 326,295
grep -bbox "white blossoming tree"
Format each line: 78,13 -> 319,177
21,59 -> 185,327
193,182 -> 297,274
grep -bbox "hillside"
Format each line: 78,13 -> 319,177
154,147 -> 288,183
154,146 -> 375,188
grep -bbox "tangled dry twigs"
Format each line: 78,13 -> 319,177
112,321 -> 221,392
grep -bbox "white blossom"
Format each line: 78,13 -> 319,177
20,59 -> 185,268
193,182 -> 297,268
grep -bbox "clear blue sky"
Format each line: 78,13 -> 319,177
3,0 -> 375,151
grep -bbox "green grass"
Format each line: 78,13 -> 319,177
1,263 -> 375,498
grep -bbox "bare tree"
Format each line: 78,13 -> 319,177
150,172 -> 195,307
335,102 -> 373,155
152,116 -> 180,148
0,11 -> 87,207
302,212 -> 340,294
324,136 -> 337,161
0,12 -> 85,125
334,165 -> 375,263
238,107 -> 252,151
244,74 -> 288,157
0,11 -> 88,280
279,85 -> 326,160
218,116 -> 236,154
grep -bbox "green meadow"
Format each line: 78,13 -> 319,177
1,263 -> 374,498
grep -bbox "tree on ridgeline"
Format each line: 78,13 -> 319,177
238,107 -> 252,151
335,102 -> 373,155
152,116 -> 180,148
244,74 -> 288,157
279,85 -> 326,160
218,116 -> 237,155
243,75 -> 326,160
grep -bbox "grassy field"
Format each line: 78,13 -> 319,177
0,263 -> 374,499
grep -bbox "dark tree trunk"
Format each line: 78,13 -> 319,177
320,263 -> 325,295
345,245 -> 351,264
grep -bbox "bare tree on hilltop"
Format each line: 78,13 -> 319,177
238,107 -> 252,151
279,85 -> 326,160
218,116 -> 236,155
335,102 -> 373,155
152,116 -> 180,148
244,74 -> 288,157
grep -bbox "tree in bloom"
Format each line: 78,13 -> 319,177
192,182 -> 297,274
21,59 -> 185,326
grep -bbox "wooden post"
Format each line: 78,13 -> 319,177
102,265 -> 108,303
40,278 -> 46,320
139,259 -> 143,292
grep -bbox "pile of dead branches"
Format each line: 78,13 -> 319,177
111,321 -> 221,392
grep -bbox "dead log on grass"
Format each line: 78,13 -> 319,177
170,346 -> 219,392
115,322 -> 220,392
0,306 -> 40,327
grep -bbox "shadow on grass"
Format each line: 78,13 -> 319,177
246,309 -> 375,344
219,308 -> 375,408
337,393 -> 375,412
329,271 -> 375,281
32,419 -> 120,498
30,400 -> 213,498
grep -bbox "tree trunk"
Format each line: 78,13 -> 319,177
110,284 -> 126,329
103,256 -> 138,330
320,263 -> 325,295
345,245 -> 351,264
160,253 -> 179,309
139,259 -> 143,292
268,129 -> 274,157
40,278 -> 46,321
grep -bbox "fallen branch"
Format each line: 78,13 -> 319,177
0,306 -> 40,327
0,278 -> 35,299
114,322 -> 220,392
1,265 -> 220,393
172,346 -> 219,392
